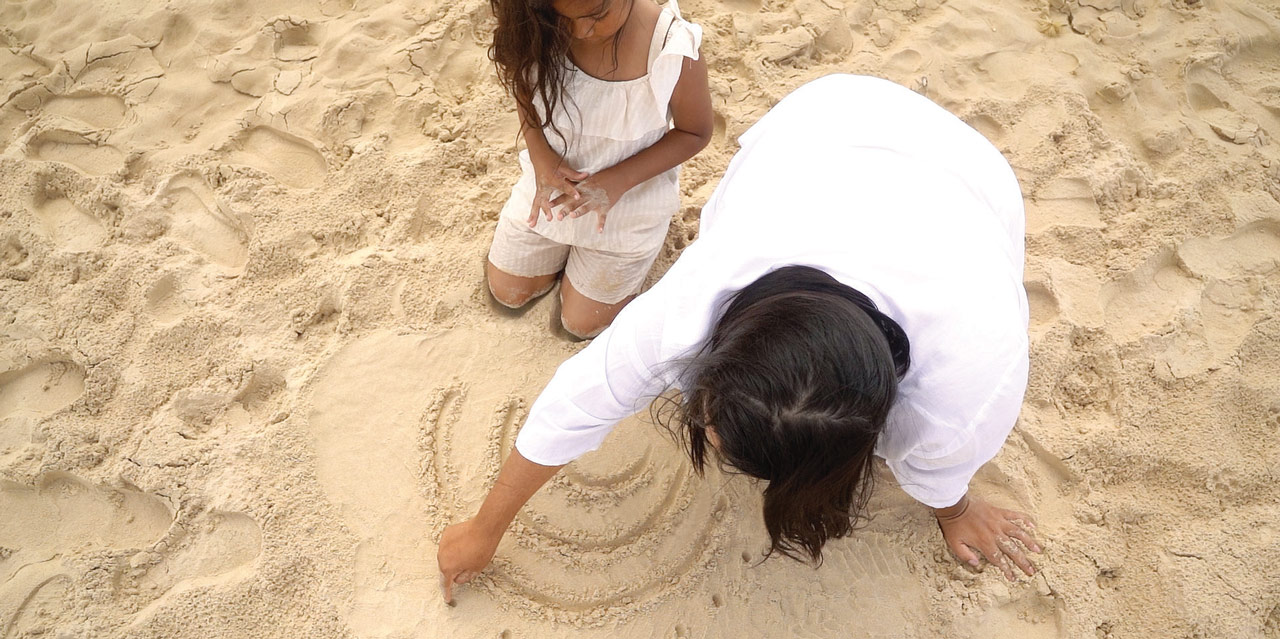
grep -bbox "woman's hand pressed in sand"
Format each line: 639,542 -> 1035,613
436,450 -> 563,604
935,494 -> 1040,580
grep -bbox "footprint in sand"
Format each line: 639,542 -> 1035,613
1024,279 -> 1061,338
160,175 -> 250,270
1184,44 -> 1277,148
770,532 -> 929,638
144,272 -> 192,324
306,328 -> 729,633
976,578 -> 1067,639
1101,247 -> 1202,343
0,473 -> 170,554
30,191 -> 108,253
1176,220 -> 1280,280
270,16 -> 319,62
0,474 -> 263,634
26,129 -> 124,175
1028,178 -> 1104,235
128,511 -> 263,627
41,93 -> 127,129
226,126 -> 327,189
0,359 -> 86,421
0,235 -> 29,270
0,358 -> 85,467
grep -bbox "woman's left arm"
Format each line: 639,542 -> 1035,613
552,56 -> 714,231
934,492 -> 1041,580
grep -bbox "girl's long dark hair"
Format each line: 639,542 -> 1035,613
489,0 -> 570,135
656,266 -> 910,564
489,0 -> 628,147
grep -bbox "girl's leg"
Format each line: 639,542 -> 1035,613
487,217 -> 569,309
487,261 -> 558,309
559,276 -> 634,339
558,244 -> 660,339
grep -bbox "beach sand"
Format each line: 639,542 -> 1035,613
1,0 -> 1278,637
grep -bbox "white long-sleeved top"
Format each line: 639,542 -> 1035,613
514,75 -> 1030,508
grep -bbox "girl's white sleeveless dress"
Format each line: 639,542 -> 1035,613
497,1 -> 703,253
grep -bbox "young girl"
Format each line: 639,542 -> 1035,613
485,0 -> 712,339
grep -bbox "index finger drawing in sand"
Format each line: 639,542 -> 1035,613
438,73 -> 1039,604
483,0 -> 713,340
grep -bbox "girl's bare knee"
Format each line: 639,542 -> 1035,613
560,312 -> 606,340
489,279 -> 533,309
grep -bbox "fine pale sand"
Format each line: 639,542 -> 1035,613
1,0 -> 1278,637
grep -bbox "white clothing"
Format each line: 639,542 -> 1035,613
513,75 -> 1030,509
496,1 -> 703,252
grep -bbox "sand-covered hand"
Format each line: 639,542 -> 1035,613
437,519 -> 501,605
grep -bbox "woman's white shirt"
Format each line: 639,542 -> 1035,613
514,75 -> 1030,509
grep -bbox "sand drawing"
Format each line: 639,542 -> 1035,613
306,328 -> 732,632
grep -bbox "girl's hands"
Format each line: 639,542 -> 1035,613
529,162 -> 589,227
550,172 -> 625,233
437,518 -> 502,604
935,495 -> 1041,581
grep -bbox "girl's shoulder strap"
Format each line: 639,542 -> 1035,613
647,4 -> 678,70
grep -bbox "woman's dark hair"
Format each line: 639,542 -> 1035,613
657,265 -> 910,564
489,0 -> 630,146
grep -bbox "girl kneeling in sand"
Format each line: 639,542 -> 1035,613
485,0 -> 712,339
439,75 -> 1041,603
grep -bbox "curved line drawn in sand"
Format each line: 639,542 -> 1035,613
307,328 -> 730,632
26,129 -> 125,175
226,126 -> 327,189
159,175 -> 250,270
30,192 -> 108,253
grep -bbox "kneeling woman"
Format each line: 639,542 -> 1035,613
438,74 -> 1040,602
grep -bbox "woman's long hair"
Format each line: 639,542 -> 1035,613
656,266 -> 911,564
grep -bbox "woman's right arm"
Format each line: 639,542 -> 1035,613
435,265 -> 692,603
437,449 -> 563,604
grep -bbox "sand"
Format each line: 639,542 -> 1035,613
1,0 -> 1278,637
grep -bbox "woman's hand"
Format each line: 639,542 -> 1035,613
435,450 -> 564,604
437,518 -> 502,604
550,171 -> 627,233
935,494 -> 1041,580
529,161 -> 589,227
